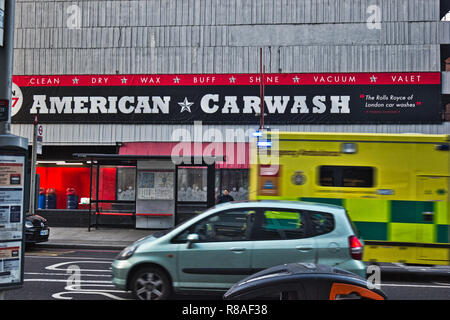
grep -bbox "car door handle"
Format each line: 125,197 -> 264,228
296,245 -> 313,252
230,247 -> 246,253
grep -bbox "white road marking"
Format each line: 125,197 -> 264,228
46,260 -> 112,272
25,279 -> 112,284
25,272 -> 111,277
65,284 -> 124,291
66,249 -> 121,253
52,284 -> 130,300
52,291 -> 130,300
382,283 -> 450,289
25,255 -> 114,261
23,253 -> 130,300
392,263 -> 405,268
433,282 -> 450,286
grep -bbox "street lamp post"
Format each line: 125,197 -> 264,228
0,0 -> 14,135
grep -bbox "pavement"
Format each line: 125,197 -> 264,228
32,227 -> 158,250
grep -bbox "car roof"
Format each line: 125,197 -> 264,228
212,200 -> 345,213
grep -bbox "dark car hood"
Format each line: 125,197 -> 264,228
26,214 -> 47,223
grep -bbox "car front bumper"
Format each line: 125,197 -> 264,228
25,227 -> 50,243
111,259 -> 133,290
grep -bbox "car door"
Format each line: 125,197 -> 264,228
309,209 -> 349,265
174,208 -> 256,289
250,208 -> 317,271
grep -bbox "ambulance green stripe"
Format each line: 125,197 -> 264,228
353,222 -> 388,241
300,198 -> 343,206
390,201 -> 434,224
437,225 -> 450,244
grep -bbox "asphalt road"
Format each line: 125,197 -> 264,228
3,246 -> 450,301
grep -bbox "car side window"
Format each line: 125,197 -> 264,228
256,210 -> 306,240
174,209 -> 256,243
308,211 -> 335,236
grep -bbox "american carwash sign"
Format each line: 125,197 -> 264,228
11,72 -> 442,124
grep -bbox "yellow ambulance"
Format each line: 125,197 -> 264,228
249,131 -> 450,265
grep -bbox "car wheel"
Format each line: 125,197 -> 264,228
130,267 -> 172,300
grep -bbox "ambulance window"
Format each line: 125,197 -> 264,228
319,166 -> 374,188
319,167 -> 336,186
342,167 -> 374,187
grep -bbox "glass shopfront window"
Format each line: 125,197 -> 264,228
177,168 -> 249,203
177,168 -> 208,202
36,165 -> 91,210
217,169 -> 249,201
117,167 -> 136,201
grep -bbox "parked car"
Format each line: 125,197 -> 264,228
25,214 -> 50,244
111,200 -> 366,300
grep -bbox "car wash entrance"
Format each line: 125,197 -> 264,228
73,154 -> 220,230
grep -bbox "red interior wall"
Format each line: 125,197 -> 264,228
36,166 -> 117,209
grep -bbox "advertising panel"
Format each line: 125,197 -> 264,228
0,241 -> 22,286
0,153 -> 25,290
10,72 -> 442,124
137,170 -> 174,200
0,155 -> 24,241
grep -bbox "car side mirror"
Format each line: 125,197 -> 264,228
186,233 -> 199,249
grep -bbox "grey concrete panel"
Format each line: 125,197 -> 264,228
441,22 -> 450,44
228,24 -> 382,47
13,22 -> 446,50
10,123 -> 450,146
443,72 -> 450,94
61,43 -> 433,74
14,0 -> 441,27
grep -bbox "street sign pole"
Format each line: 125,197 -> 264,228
259,48 -> 266,131
0,0 -> 14,135
29,116 -> 39,216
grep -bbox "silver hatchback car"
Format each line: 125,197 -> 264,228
111,200 -> 366,300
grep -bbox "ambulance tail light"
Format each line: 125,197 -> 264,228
348,236 -> 363,260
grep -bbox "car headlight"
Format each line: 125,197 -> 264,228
116,245 -> 138,260
25,221 -> 33,228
